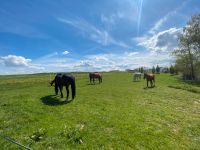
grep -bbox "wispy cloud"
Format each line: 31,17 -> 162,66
39,52 -> 58,60
137,0 -> 144,35
57,17 -> 129,48
149,0 -> 190,34
100,12 -> 125,25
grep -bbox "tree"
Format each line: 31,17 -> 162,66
138,67 -> 141,73
169,65 -> 175,75
156,65 -> 160,74
152,66 -> 155,74
173,13 -> 200,80
166,67 -> 169,73
140,67 -> 144,73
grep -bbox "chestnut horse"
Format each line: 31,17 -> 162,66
89,72 -> 102,84
144,73 -> 155,87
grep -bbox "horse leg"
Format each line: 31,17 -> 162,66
66,85 -> 69,100
150,80 -> 153,87
147,80 -> 148,87
93,78 -> 95,84
59,86 -> 63,98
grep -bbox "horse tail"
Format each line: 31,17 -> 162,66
71,78 -> 76,99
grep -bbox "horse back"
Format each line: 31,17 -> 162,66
89,73 -> 101,78
149,74 -> 155,80
62,74 -> 75,83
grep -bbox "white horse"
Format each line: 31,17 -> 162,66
133,72 -> 142,81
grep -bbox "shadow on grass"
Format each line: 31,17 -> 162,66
179,79 -> 200,87
143,86 -> 156,90
174,75 -> 200,87
40,95 -> 73,106
168,85 -> 200,94
168,76 -> 200,94
86,82 -> 101,85
133,80 -> 141,82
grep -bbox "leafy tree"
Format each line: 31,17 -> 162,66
166,67 -> 169,73
152,66 -> 156,74
173,13 -> 200,80
169,65 -> 175,75
138,67 -> 141,73
156,65 -> 160,74
140,67 -> 144,73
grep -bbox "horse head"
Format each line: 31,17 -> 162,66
50,80 -> 54,86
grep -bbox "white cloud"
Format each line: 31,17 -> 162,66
135,27 -> 182,53
0,55 -> 46,75
0,51 -> 174,74
62,50 -> 69,55
68,51 -> 173,72
45,51 -> 172,72
0,55 -> 31,67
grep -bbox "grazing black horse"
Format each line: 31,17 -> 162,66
144,73 -> 155,87
89,72 -> 102,84
50,73 -> 76,100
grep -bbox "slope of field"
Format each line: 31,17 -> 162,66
0,72 -> 200,149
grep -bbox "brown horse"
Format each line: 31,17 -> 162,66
89,72 -> 102,84
144,73 -> 155,87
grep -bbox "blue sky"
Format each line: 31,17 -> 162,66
0,0 -> 200,74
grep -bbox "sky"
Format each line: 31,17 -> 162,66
0,0 -> 200,74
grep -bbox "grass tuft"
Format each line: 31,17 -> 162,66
29,128 -> 47,142
60,124 -> 85,145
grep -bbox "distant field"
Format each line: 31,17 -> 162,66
0,72 -> 200,149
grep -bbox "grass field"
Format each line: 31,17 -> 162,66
0,72 -> 200,149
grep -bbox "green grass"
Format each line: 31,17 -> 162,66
0,72 -> 200,149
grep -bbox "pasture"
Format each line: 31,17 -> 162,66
0,72 -> 200,149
